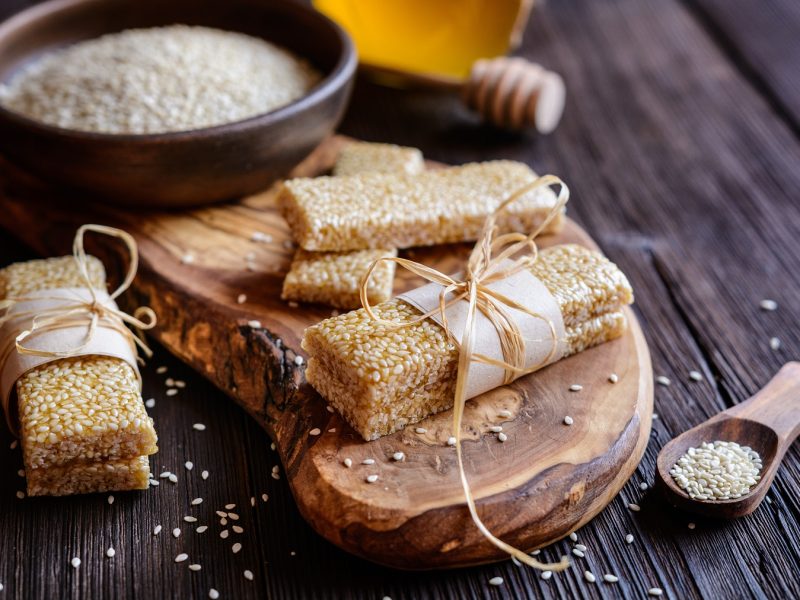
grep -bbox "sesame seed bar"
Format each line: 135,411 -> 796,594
302,244 -> 634,440
333,141 -> 425,176
282,248 -> 398,309
280,161 -> 564,251
0,256 -> 158,472
25,455 -> 151,497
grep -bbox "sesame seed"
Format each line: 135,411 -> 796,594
575,544 -> 587,551
244,570 -> 254,581
328,428 -> 336,433
392,452 -> 405,461
760,299 -> 778,311
216,511 -> 228,518
639,482 -> 649,490
770,337 -> 781,350
569,384 -> 583,391
308,427 -> 321,437
670,440 -> 762,500
689,370 -> 703,382
261,493 -> 269,502
169,474 -> 178,483
362,458 -> 375,465
228,513 -> 239,521
181,253 -> 194,265
656,375 -> 671,386
153,525 -> 162,535
498,432 -> 508,442
16,491 -> 24,499
366,474 -> 379,483
488,576 -> 504,586
106,547 -> 115,558
209,589 -> 220,599
447,436 -> 457,446
185,461 -> 194,471
156,366 -> 168,374
189,564 -> 202,571
489,425 -> 503,433
71,557 -> 81,568
237,294 -> 247,304
166,378 -> 175,387
584,571 -> 596,583
415,427 -> 427,434
573,549 -> 585,557
628,503 -> 641,512
498,409 -> 512,418
250,497 -> 255,507
271,472 -> 280,480
175,553 -> 189,563
196,526 -> 208,533
604,574 -> 619,583
184,516 -> 198,523
17,469 -> 24,477
232,543 -> 242,554
220,530 -> 229,539
625,534 -> 634,544
326,405 -> 334,413
343,458 -> 353,468
166,389 -> 178,397
175,380 -> 186,389
172,528 -> 181,538
251,231 -> 273,243
145,398 -> 156,408
107,495 -> 114,505
541,571 -> 552,580
294,355 -> 304,366
193,423 -> 206,431
149,479 -> 159,486
688,522 -> 696,530
159,471 -> 172,478
225,503 -> 236,510
201,470 -> 209,480
609,373 -> 619,383
648,588 -> 664,596
247,320 -> 262,329
233,526 -> 244,534
563,416 -> 574,426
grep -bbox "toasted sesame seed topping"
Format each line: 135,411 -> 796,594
563,415 -> 574,426
250,497 -> 255,506
193,423 -> 206,431
232,542 -> 242,554
201,470 -> 209,480
497,432 -> 508,442
584,571 -> 596,583
689,370 -> 703,382
366,474 -> 379,483
175,553 -> 189,563
362,458 -> 375,465
106,547 -> 115,558
244,570 -> 254,581
392,452 -> 405,461
175,380 -> 186,389
326,405 -> 334,413
165,378 -> 175,387
488,576 -> 504,586
760,299 -> 778,311
10,440 -> 18,449
251,231 -> 273,243
656,375 -> 671,386
307,427 -> 321,437
604,574 -> 619,583
185,461 -> 194,471
172,528 -> 181,538
196,526 -> 208,533
569,384 -> 583,392
149,479 -> 159,486
17,469 -> 24,477
343,458 -> 353,468
609,373 -> 619,383
541,571 -> 552,580
153,525 -> 162,535
216,511 -> 227,518
189,564 -> 202,571
71,557 -> 81,568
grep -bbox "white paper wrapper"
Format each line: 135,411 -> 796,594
0,287 -> 141,407
399,264 -> 567,399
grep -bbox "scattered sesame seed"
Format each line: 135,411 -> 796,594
271,472 -> 280,480
309,427 -> 321,437
181,253 -> 194,265
156,366 -> 168,374
488,576 -> 504,586
71,557 -> 81,568
328,428 -> 336,433
189,564 -> 202,571
575,544 -> 587,552
153,525 -> 162,535
166,378 -> 175,387
216,511 -> 228,518
159,471 -> 172,479
10,440 -> 18,449
760,299 -> 778,311
209,589 -> 220,599
498,409 -> 512,418
233,526 -> 244,534
145,398 -> 156,408
225,503 -> 236,510
237,294 -> 247,304
244,570 -> 254,581
569,532 -> 578,542
261,494 -> 269,502
656,375 -> 671,386
392,452 -> 405,461
169,474 -> 178,484
17,469 -> 24,477
569,384 -> 583,392
193,423 -> 206,431
220,530 -> 229,539
16,491 -> 24,499
498,432 -> 508,442
250,497 -> 255,507
489,425 -> 503,433
584,571 -> 596,583
106,547 -> 115,558
228,513 -> 240,521
251,231 -> 273,243
689,370 -> 703,382
362,458 -> 375,465
107,494 -> 114,505
149,479 -> 159,486
770,337 -> 781,350
166,389 -> 178,397
326,405 -> 334,413
288,301 -> 299,308
294,355 -> 304,366
1,583 -> 4,591
625,534 -> 634,544
688,522 -> 696,530
415,427 -> 427,434
175,553 -> 189,563
628,503 -> 641,512
172,528 -> 181,538
541,571 -> 552,580
572,549 -> 585,558
653,413 -> 660,420
201,470 -> 209,480
232,543 -> 242,554
563,416 -> 574,426
639,482 -> 649,491
175,380 -> 186,389
185,461 -> 194,471
184,516 -> 198,523
343,458 -> 353,468
447,436 -> 457,446
648,588 -> 664,596
604,574 -> 619,583
366,475 -> 379,483
196,526 -> 208,533
609,373 -> 619,383
247,320 -> 262,329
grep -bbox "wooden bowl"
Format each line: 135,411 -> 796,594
0,0 -> 356,207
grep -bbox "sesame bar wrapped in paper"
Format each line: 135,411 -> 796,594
302,244 -> 633,441
280,161 -> 564,252
0,255 -> 157,493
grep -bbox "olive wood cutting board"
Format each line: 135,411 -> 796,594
0,135 -> 652,569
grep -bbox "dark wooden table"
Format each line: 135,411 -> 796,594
1,0 -> 799,598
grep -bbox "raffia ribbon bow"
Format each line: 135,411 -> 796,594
360,175 -> 571,570
0,224 -> 157,433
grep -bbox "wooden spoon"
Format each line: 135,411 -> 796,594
656,362 -> 800,518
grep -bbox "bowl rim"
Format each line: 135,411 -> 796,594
0,0 -> 358,142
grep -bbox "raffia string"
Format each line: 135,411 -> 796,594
359,175 -> 570,570
0,224 -> 157,433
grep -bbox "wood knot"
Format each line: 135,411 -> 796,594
462,57 -> 565,133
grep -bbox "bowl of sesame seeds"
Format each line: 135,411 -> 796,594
0,0 -> 356,206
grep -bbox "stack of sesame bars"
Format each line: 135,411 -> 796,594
0,256 -> 157,496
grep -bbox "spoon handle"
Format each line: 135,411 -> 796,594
725,362 -> 800,443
